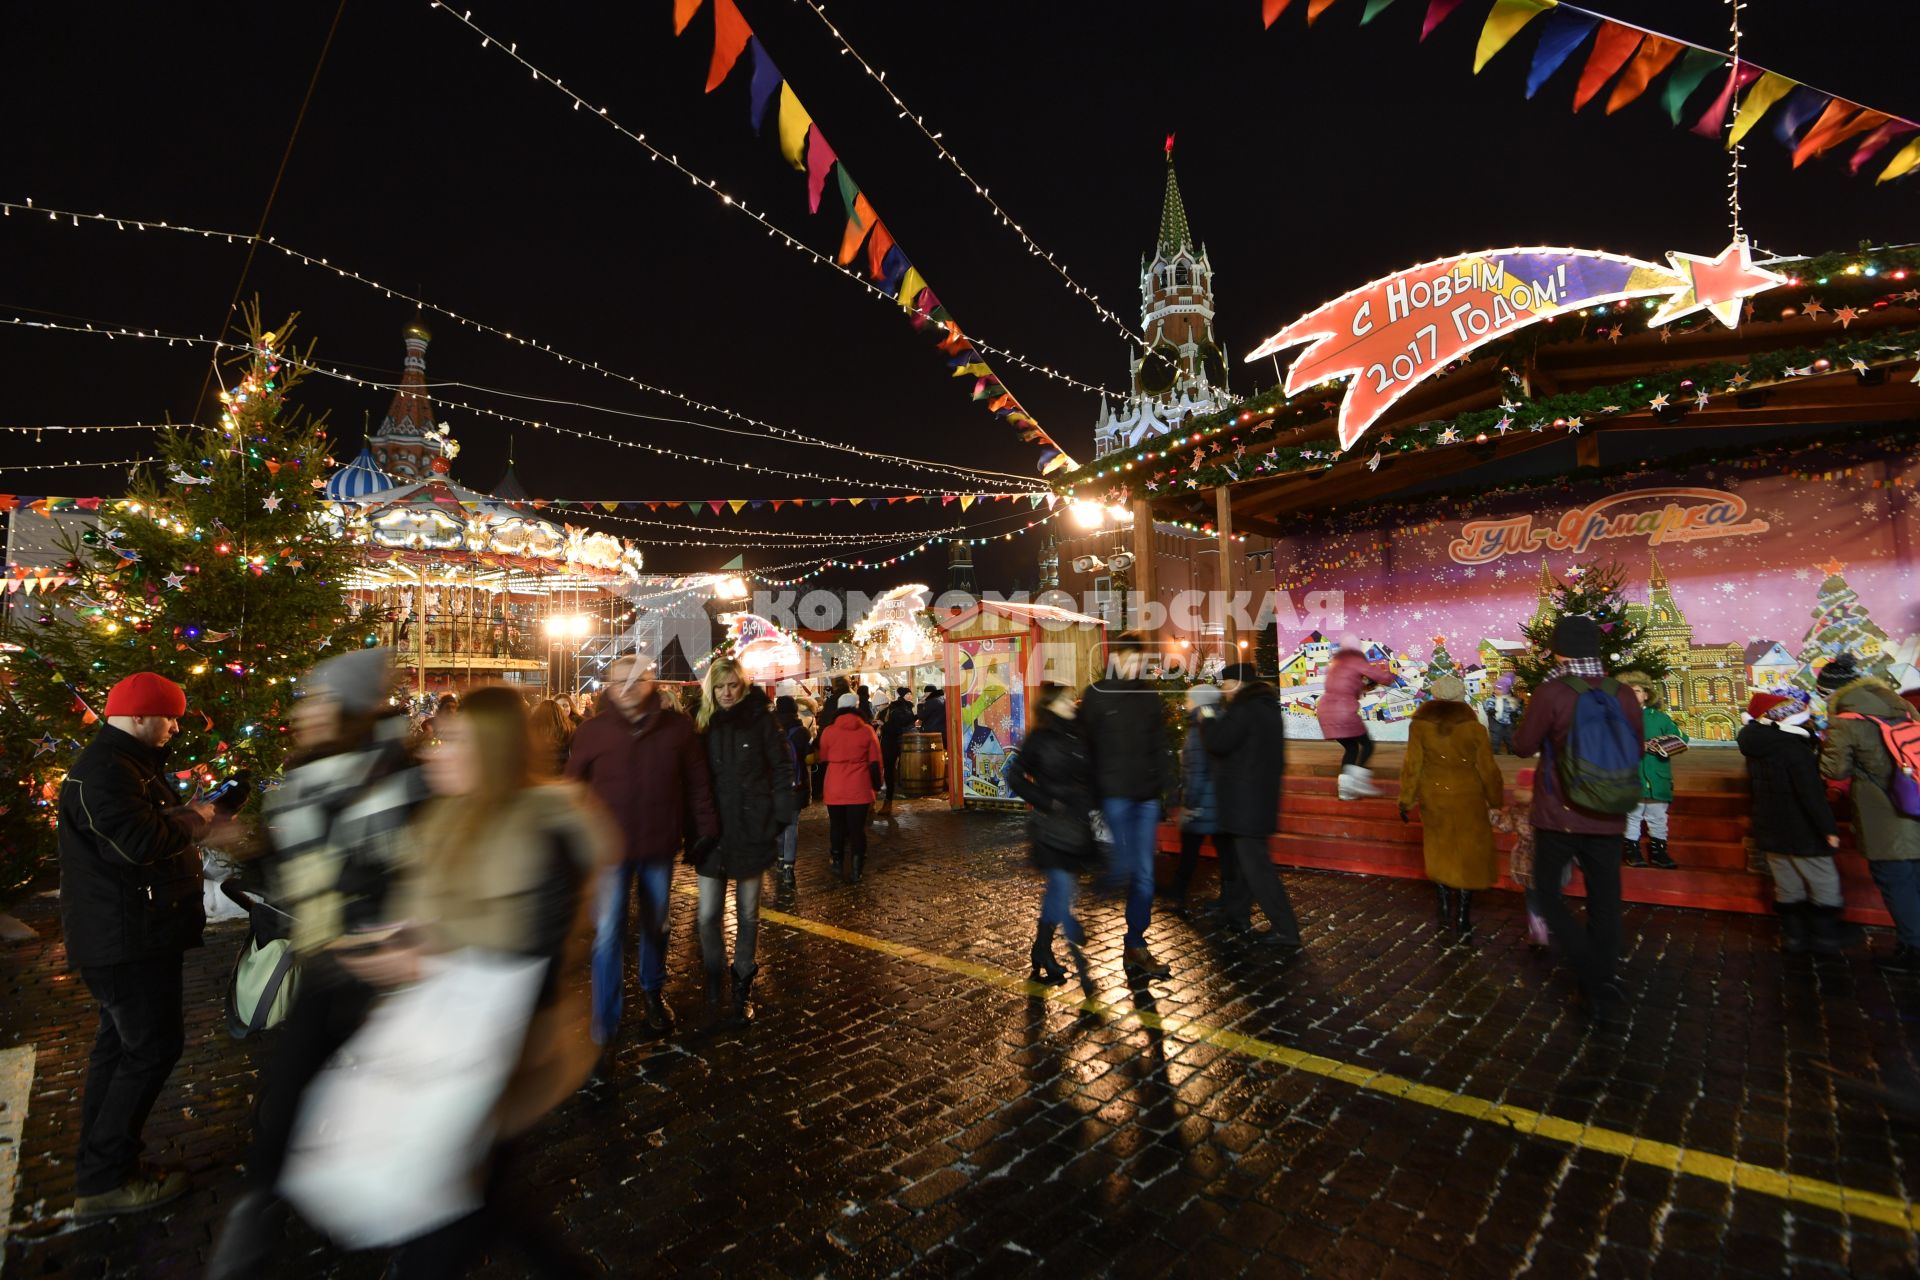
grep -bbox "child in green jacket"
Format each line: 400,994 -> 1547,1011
1619,671 -> 1679,869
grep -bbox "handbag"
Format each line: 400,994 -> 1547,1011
278,949 -> 547,1248
223,883 -> 299,1038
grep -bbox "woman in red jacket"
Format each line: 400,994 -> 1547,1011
818,693 -> 883,882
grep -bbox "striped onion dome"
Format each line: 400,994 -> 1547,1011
325,445 -> 395,501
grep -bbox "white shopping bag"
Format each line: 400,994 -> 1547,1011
278,949 -> 546,1248
202,853 -> 251,923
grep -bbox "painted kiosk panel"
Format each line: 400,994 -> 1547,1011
937,601 -> 1109,810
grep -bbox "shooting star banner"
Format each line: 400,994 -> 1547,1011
1245,241 -> 1786,452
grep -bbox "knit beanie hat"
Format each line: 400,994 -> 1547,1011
306,647 -> 394,716
104,672 -> 187,718
1815,653 -> 1859,694
1221,662 -> 1259,684
837,692 -> 860,710
1550,616 -> 1602,659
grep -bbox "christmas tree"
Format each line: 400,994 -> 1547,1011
1514,560 -> 1670,691
1424,636 -> 1458,683
3,310 -> 365,865
1792,558 -> 1892,688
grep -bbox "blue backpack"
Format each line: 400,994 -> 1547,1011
1552,676 -> 1643,815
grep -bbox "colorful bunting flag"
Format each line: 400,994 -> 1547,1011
1570,22 -> 1640,112
1726,71 -> 1797,148
672,0 -> 702,36
1690,62 -> 1762,139
1605,33 -> 1679,113
704,0 -> 751,92
1525,8 -> 1597,99
1661,48 -> 1725,125
776,84 -> 812,170
746,39 -> 781,134
1880,137 -> 1920,184
896,267 -> 929,313
865,220 -> 896,281
1794,103 -> 1888,168
1421,0 -> 1467,40
837,193 -> 875,264
1851,121 -> 1919,175
1263,0 -> 1291,26
1474,0 -> 1556,76
805,128 -> 837,213
1306,0 -> 1341,22
1772,87 -> 1830,146
1360,0 -> 1398,22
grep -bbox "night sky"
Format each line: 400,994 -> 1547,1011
4,1 -> 1914,585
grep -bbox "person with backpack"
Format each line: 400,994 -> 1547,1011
1002,683 -> 1098,993
1820,672 -> 1920,972
1740,690 -> 1861,955
1618,671 -> 1680,870
1510,616 -> 1644,1021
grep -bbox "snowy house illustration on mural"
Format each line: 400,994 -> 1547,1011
1092,142 -> 1231,458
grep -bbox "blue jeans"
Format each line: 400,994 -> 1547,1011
592,860 -> 672,1043
1101,797 -> 1161,949
1869,859 -> 1920,948
1040,869 -> 1085,945
778,821 -> 798,867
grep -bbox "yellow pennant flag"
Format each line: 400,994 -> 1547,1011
1475,0 -> 1556,74
777,84 -> 812,171
1726,72 -> 1796,149
897,267 -> 929,311
950,361 -> 992,379
1880,137 -> 1920,184
728,499 -> 748,514
848,497 -> 865,506
959,495 -> 976,511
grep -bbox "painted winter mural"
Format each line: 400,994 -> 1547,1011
1267,439 -> 1920,743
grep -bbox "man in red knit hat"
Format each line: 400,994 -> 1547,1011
58,671 -> 215,1218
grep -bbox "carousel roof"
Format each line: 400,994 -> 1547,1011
324,444 -> 396,501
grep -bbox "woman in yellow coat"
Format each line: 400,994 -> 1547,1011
1398,674 -> 1505,940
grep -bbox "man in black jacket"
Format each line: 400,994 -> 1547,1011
878,687 -> 917,814
58,672 -> 213,1218
915,684 -> 946,733
1201,663 -> 1302,946
1081,635 -> 1176,977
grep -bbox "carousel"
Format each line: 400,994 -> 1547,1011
322,322 -> 648,700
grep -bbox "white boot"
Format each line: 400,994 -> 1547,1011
1351,766 -> 1383,797
1337,765 -> 1360,800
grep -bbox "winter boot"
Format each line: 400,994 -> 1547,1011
1029,923 -> 1068,985
1808,904 -> 1865,955
703,962 -> 726,1017
850,851 -> 866,884
1777,901 -> 1811,955
1647,838 -> 1677,870
1434,883 -> 1456,928
1066,940 -> 1096,998
728,963 -> 758,1025
1453,890 -> 1475,941
829,847 -> 844,880
1343,765 -> 1383,798
1622,837 -> 1646,868
641,989 -> 673,1037
205,1190 -> 287,1280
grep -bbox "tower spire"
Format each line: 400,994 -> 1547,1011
1158,144 -> 1193,257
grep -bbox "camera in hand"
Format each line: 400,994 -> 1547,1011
203,772 -> 252,813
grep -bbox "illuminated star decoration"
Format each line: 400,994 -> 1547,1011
163,572 -> 185,590
1607,325 -> 1623,344
1850,357 -> 1870,373
1438,427 -> 1459,444
1495,416 -> 1513,434
1833,306 -> 1861,329
1566,417 -> 1583,434
1648,241 -> 1788,330
316,635 -> 332,649
1649,392 -> 1670,409
1802,297 -> 1829,319
1728,371 -> 1749,388
1695,389 -> 1711,410
1529,420 -> 1545,433
262,495 -> 282,512
34,734 -> 59,756
1367,451 -> 1382,472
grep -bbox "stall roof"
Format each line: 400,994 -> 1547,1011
938,600 -> 1108,630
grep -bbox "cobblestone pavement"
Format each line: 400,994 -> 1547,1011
6,797 -> 1920,1278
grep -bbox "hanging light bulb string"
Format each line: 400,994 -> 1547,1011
419,4 -> 1117,401
1725,0 -> 1746,247
0,456 -> 161,475
0,423 -> 171,436
751,507 -> 1066,586
0,198 -> 1083,479
1,314 -> 1040,497
796,0 -> 1141,347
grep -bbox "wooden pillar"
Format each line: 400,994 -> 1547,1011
1129,498 -> 1158,639
1215,486 -> 1238,658
1576,434 -> 1600,469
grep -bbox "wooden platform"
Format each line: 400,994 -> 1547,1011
1163,741 -> 1893,926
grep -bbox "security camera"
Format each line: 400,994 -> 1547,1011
1072,555 -> 1102,573
1106,552 -> 1136,573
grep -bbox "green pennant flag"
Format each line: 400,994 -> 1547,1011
1662,48 -> 1727,125
1361,0 -> 1398,21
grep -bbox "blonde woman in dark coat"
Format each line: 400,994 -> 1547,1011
1399,674 -> 1504,940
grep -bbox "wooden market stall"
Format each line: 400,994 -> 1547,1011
937,600 -> 1108,809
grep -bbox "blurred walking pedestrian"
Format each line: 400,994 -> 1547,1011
1168,684 -> 1230,912
694,658 -> 795,1023
567,655 -> 716,1043
1398,673 -> 1504,941
1082,634 -> 1175,978
818,691 -> 883,882
1200,663 -> 1301,948
1003,684 -> 1098,993
773,694 -> 811,885
208,649 -> 428,1278
1318,634 -> 1396,800
529,698 -> 573,777
58,673 -> 214,1220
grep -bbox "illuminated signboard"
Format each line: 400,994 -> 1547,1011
1246,241 -> 1786,452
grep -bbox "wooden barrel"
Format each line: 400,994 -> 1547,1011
899,731 -> 948,796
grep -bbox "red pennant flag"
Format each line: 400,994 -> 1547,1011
1794,101 -> 1887,167
1571,22 -> 1640,111
941,495 -> 955,506
645,501 -> 660,511
1421,0 -> 1466,40
705,0 -> 751,92
886,497 -> 901,505
828,497 -> 844,506
1604,33 -> 1680,113
771,500 -> 785,511
936,319 -> 969,355
673,0 -> 703,35
1690,63 -> 1762,139
1263,0 -> 1291,27
866,221 -> 896,282
707,500 -> 726,514
805,128 -> 837,212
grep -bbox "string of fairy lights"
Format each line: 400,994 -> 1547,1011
0,315 -> 1047,498
0,423 -> 169,436
795,0 -> 1143,347
0,198 -> 1050,490
421,3 -> 1119,400
0,456 -> 159,475
752,508 -> 1066,586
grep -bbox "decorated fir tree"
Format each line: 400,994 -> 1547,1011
1514,561 -> 1669,691
1424,636 -> 1458,683
1793,558 -> 1891,687
4,310 -> 365,857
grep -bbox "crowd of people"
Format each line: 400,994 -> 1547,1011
48,619 -> 1920,1271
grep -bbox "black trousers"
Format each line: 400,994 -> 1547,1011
883,748 -> 903,800
828,804 -> 868,870
1172,830 -> 1233,899
245,969 -> 377,1192
1218,833 -> 1301,942
1531,829 -> 1624,994
1336,735 -> 1374,768
77,955 -> 186,1195
389,1138 -> 593,1278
